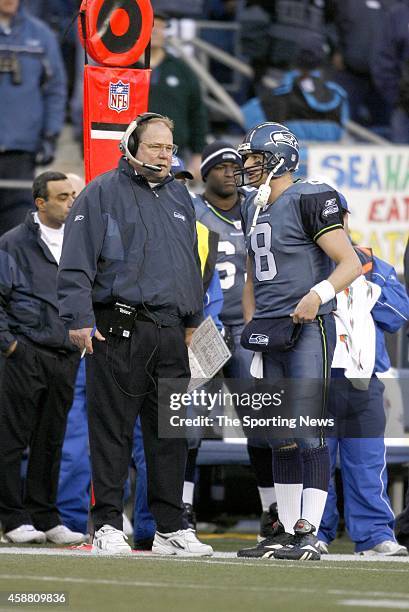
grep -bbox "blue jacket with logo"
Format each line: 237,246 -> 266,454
58,158 -> 204,329
0,6 -> 67,153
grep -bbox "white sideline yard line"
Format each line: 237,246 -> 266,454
339,600 -> 409,609
1,549 -> 409,575
1,548 -> 409,565
0,574 -> 409,600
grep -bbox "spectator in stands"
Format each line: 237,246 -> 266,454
318,200 -> 409,556
27,2 -> 84,148
372,1 -> 409,143
138,11 -> 208,179
26,0 -> 78,93
200,0 -> 244,97
0,171 -> 86,545
0,0 -> 67,236
238,0 -> 334,88
241,41 -> 349,142
330,0 -> 393,130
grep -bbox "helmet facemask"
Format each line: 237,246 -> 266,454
234,150 -> 284,187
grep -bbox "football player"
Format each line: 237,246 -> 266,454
236,122 -> 361,561
193,142 -> 278,537
192,141 -> 251,378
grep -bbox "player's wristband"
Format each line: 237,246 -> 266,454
310,280 -> 335,305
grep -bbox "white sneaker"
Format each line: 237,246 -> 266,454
2,524 -> 46,544
317,540 -> 329,554
152,528 -> 213,557
92,524 -> 132,555
45,525 -> 87,545
357,540 -> 408,556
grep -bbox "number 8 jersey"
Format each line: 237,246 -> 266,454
241,181 -> 344,319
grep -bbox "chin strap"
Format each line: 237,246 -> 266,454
249,158 -> 285,235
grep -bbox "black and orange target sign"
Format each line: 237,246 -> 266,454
79,0 -> 153,66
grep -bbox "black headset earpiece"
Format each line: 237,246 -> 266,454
121,112 -> 166,158
127,131 -> 137,157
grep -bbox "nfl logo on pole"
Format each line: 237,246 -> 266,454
108,81 -> 130,113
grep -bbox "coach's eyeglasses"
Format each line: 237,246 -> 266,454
140,142 -> 178,155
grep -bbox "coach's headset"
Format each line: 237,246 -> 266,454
119,112 -> 166,173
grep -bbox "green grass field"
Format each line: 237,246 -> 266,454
0,535 -> 408,612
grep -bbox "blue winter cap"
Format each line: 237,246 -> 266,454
171,156 -> 194,180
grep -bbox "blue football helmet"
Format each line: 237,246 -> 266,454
235,122 -> 300,186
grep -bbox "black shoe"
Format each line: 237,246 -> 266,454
133,537 -> 154,551
396,532 -> 409,551
273,519 -> 321,561
237,520 -> 293,558
182,503 -> 197,531
258,502 -> 279,542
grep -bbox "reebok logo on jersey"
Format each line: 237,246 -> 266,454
322,198 -> 339,217
74,215 -> 84,222
248,333 -> 269,346
174,211 -> 186,222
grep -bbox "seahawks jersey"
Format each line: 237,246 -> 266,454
241,181 -> 344,319
192,191 -> 249,325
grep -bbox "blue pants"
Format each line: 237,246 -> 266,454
262,315 -> 335,449
318,374 -> 395,552
57,360 -> 90,534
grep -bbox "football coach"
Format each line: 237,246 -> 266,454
57,113 -> 213,557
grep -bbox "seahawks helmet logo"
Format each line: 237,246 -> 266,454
269,131 -> 299,149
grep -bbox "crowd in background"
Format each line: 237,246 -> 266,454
22,0 -> 409,151
1,0 -> 409,554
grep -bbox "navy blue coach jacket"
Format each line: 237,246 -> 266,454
57,158 -> 204,330
0,213 -> 76,353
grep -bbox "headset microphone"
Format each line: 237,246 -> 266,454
133,158 -> 162,172
249,157 -> 286,235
